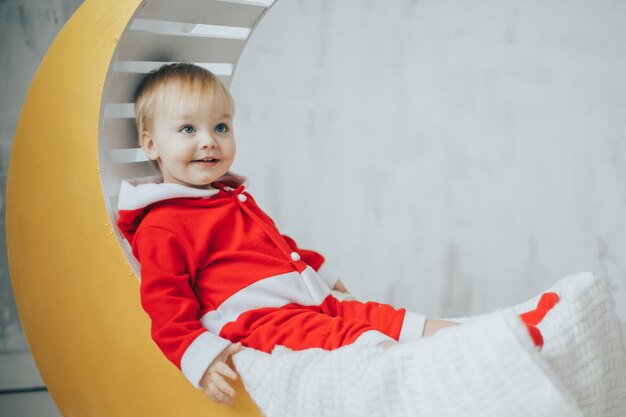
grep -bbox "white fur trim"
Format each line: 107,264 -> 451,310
200,267 -> 331,334
180,331 -> 232,389
117,171 -> 248,210
399,310 -> 427,342
353,330 -> 395,346
118,181 -> 220,210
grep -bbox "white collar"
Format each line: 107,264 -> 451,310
117,172 -> 247,211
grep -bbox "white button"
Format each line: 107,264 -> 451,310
238,194 -> 247,202
290,252 -> 301,261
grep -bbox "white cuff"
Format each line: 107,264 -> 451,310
353,329 -> 395,346
317,261 -> 341,289
180,331 -> 232,389
399,310 -> 428,342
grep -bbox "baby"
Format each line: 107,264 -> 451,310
116,63 -> 557,405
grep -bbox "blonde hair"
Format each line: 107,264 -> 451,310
133,63 -> 235,172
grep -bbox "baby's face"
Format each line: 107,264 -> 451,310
141,84 -> 236,189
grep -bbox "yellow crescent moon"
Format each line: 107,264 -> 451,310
6,0 -> 261,415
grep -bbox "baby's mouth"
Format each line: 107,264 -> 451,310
192,158 -> 220,163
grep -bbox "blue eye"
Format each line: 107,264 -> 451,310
180,125 -> 195,134
215,123 -> 229,133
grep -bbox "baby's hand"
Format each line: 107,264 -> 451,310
333,280 -> 348,293
199,342 -> 243,405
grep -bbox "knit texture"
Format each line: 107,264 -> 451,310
233,272 -> 626,417
506,272 -> 626,417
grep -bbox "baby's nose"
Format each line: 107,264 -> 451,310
199,132 -> 217,148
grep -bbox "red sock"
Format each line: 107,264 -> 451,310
518,292 -> 560,349
525,325 -> 544,349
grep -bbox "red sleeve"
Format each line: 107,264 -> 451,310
133,226 -> 230,388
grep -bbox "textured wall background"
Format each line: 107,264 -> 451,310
1,0 -> 624,364
230,0 -> 626,319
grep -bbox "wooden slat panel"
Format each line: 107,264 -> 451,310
219,0 -> 276,6
137,0 -> 267,27
130,19 -> 250,40
104,193 -> 141,277
112,61 -> 233,74
97,0 -> 277,287
116,31 -> 246,63
106,148 -> 148,164
109,194 -> 119,212
121,237 -> 133,254
100,118 -> 138,149
104,65 -> 232,103
102,161 -> 156,197
104,103 -> 135,119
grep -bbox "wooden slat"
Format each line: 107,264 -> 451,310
104,196 -> 142,278
100,118 -> 138,149
102,161 -> 156,197
104,64 -> 232,103
121,238 -> 133,255
130,19 -> 251,40
115,31 -> 246,63
136,0 -> 267,27
104,103 -> 134,119
219,0 -> 276,7
109,194 -> 119,212
112,61 -> 233,74
106,148 -> 148,164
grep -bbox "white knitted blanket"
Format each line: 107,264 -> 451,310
233,272 -> 626,417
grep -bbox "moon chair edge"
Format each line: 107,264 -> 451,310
6,0 -> 261,415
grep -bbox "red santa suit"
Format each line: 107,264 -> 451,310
117,173 -> 427,388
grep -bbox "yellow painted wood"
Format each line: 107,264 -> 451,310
6,1 -> 261,415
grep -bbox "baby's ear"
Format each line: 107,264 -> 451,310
139,131 -> 159,161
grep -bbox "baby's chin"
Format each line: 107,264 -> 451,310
160,176 -> 216,190
187,181 -> 217,190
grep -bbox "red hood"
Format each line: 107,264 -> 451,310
116,171 -> 247,244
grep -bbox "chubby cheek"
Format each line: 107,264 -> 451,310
223,141 -> 236,162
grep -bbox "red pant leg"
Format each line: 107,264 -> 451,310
319,295 -> 406,341
220,298 -> 405,352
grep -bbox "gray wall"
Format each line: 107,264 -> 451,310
230,0 -> 626,319
1,0 -> 624,367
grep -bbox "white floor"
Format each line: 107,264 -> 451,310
0,390 -> 62,417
